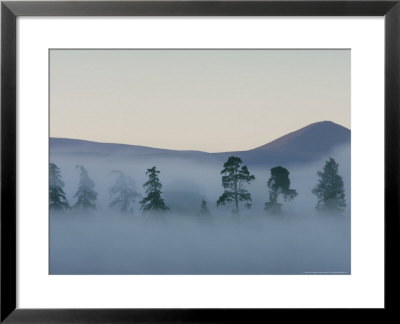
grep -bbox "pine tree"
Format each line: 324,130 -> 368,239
197,199 -> 211,217
217,156 -> 255,214
140,166 -> 169,212
49,162 -> 70,211
264,166 -> 297,214
109,171 -> 141,213
312,158 -> 346,212
73,165 -> 98,211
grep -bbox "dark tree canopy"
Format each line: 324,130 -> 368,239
73,165 -> 98,211
140,166 -> 169,212
49,162 -> 70,211
109,171 -> 141,213
217,156 -> 255,214
265,166 -> 297,214
312,158 -> 346,212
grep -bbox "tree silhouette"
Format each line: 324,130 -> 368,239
73,165 -> 98,211
109,171 -> 141,213
264,166 -> 297,214
49,162 -> 70,211
217,156 -> 255,214
197,199 -> 211,217
312,158 -> 346,212
140,166 -> 169,212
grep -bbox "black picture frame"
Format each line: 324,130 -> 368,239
1,0 -> 399,322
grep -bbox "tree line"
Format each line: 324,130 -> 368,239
49,156 -> 346,215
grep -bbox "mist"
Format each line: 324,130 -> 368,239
49,144 -> 351,274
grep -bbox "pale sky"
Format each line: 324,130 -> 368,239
50,49 -> 350,152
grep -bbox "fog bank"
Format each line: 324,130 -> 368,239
50,144 -> 350,274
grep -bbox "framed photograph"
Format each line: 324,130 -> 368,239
1,0 -> 399,322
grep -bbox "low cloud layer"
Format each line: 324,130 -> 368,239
50,144 -> 351,274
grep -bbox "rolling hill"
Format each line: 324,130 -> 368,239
50,121 -> 350,166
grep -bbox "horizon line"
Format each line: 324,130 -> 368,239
50,120 -> 350,154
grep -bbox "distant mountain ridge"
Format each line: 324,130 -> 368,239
50,121 -> 350,166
